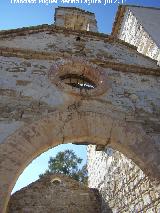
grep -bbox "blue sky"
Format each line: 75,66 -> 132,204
0,0 -> 159,193
12,144 -> 87,193
1,0 -> 160,33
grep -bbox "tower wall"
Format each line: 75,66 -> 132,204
54,7 -> 98,32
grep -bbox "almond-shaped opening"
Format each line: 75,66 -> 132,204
59,73 -> 97,90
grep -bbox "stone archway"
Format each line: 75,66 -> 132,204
0,106 -> 159,213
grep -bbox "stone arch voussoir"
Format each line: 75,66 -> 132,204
0,109 -> 159,213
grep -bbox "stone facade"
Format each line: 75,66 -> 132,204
7,174 -> 102,213
0,6 -> 160,213
87,145 -> 160,212
112,6 -> 160,64
54,7 -> 98,32
87,7 -> 160,212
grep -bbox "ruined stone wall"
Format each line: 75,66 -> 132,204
0,26 -> 158,69
1,53 -> 160,145
119,9 -> 160,64
7,174 -> 102,213
0,24 -> 160,212
0,27 -> 159,145
54,7 -> 98,32
87,145 -> 160,212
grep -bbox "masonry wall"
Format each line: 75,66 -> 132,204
119,8 -> 160,64
0,24 -> 160,212
87,145 -> 160,213
0,27 -> 160,145
7,174 -> 102,213
55,7 -> 98,32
